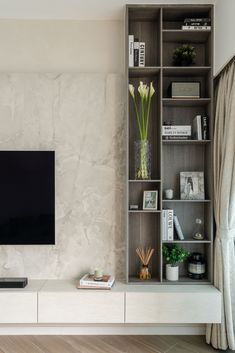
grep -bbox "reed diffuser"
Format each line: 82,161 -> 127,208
136,247 -> 155,280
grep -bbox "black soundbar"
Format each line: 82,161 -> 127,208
0,277 -> 28,288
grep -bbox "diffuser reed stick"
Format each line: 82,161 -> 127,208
136,247 -> 154,280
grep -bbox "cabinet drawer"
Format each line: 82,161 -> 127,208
38,291 -> 124,323
0,292 -> 37,323
126,291 -> 221,323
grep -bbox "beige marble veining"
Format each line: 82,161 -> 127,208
0,73 -> 125,280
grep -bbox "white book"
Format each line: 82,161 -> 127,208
174,215 -> 184,240
139,42 -> 145,67
162,210 -> 166,240
164,209 -> 168,240
167,209 -> 174,241
163,125 -> 191,131
80,274 -> 115,288
128,35 -> 134,67
182,25 -> 211,30
162,126 -> 191,136
193,115 -> 202,140
162,130 -> 191,136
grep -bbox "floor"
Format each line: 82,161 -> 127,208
0,335 -> 231,353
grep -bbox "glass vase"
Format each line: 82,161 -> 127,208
134,140 -> 151,180
139,265 -> 151,280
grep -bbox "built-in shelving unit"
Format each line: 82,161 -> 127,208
126,5 -> 214,284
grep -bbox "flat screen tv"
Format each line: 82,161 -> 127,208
0,151 -> 55,245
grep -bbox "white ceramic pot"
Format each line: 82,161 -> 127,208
166,264 -> 179,281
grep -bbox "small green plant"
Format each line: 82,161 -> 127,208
173,44 -> 196,66
163,244 -> 190,267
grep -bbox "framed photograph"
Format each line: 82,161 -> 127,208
180,172 -> 205,200
143,190 -> 158,210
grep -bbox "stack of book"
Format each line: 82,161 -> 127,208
162,210 -> 184,241
193,115 -> 209,140
162,125 -> 191,140
129,35 -> 145,67
182,18 -> 211,30
77,274 -> 115,290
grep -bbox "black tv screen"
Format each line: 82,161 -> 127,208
0,151 -> 55,245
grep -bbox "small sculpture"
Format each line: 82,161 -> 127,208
193,218 -> 204,240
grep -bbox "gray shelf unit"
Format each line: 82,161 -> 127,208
126,4 -> 214,284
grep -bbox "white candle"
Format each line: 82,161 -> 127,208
94,268 -> 103,279
165,189 -> 173,200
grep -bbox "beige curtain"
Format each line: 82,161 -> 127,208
206,60 -> 235,350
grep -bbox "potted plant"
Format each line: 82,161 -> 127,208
163,244 -> 190,281
173,44 -> 196,66
129,81 -> 155,180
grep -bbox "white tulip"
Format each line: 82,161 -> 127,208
150,82 -> 155,98
129,84 -> 135,99
139,82 -> 150,100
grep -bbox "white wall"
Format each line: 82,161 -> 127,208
0,20 -> 126,280
0,20 -> 124,73
0,73 -> 125,280
214,0 -> 235,75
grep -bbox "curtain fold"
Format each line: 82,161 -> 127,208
206,60 -> 235,350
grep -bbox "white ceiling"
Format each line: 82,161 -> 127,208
0,0 -> 215,20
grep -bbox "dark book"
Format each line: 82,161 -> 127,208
134,41 -> 139,67
184,22 -> 210,26
202,116 -> 209,140
139,42 -> 145,67
184,17 -> 211,24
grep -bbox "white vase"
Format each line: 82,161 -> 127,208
166,264 -> 179,281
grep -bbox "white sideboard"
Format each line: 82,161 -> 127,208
0,280 -> 44,323
125,286 -> 221,324
38,280 -> 124,323
0,280 -> 221,325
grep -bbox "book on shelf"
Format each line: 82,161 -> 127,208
173,215 -> 184,240
78,274 -> 115,290
202,116 -> 209,140
139,42 -> 145,67
183,17 -> 211,30
184,22 -> 208,26
162,209 -> 174,241
134,40 -> 139,67
163,136 -> 190,140
162,125 -> 191,138
193,115 -> 202,140
162,210 -> 166,240
128,35 -> 134,67
128,35 -> 145,67
184,17 -> 211,25
193,115 -> 209,140
182,25 -> 211,30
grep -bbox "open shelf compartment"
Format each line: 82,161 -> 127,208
128,71 -> 161,181
129,181 -> 161,212
127,6 -> 161,67
162,201 -> 213,242
162,242 -> 212,283
128,212 -> 161,283
162,6 -> 213,30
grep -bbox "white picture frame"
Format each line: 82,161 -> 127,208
180,172 -> 205,200
143,190 -> 158,210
